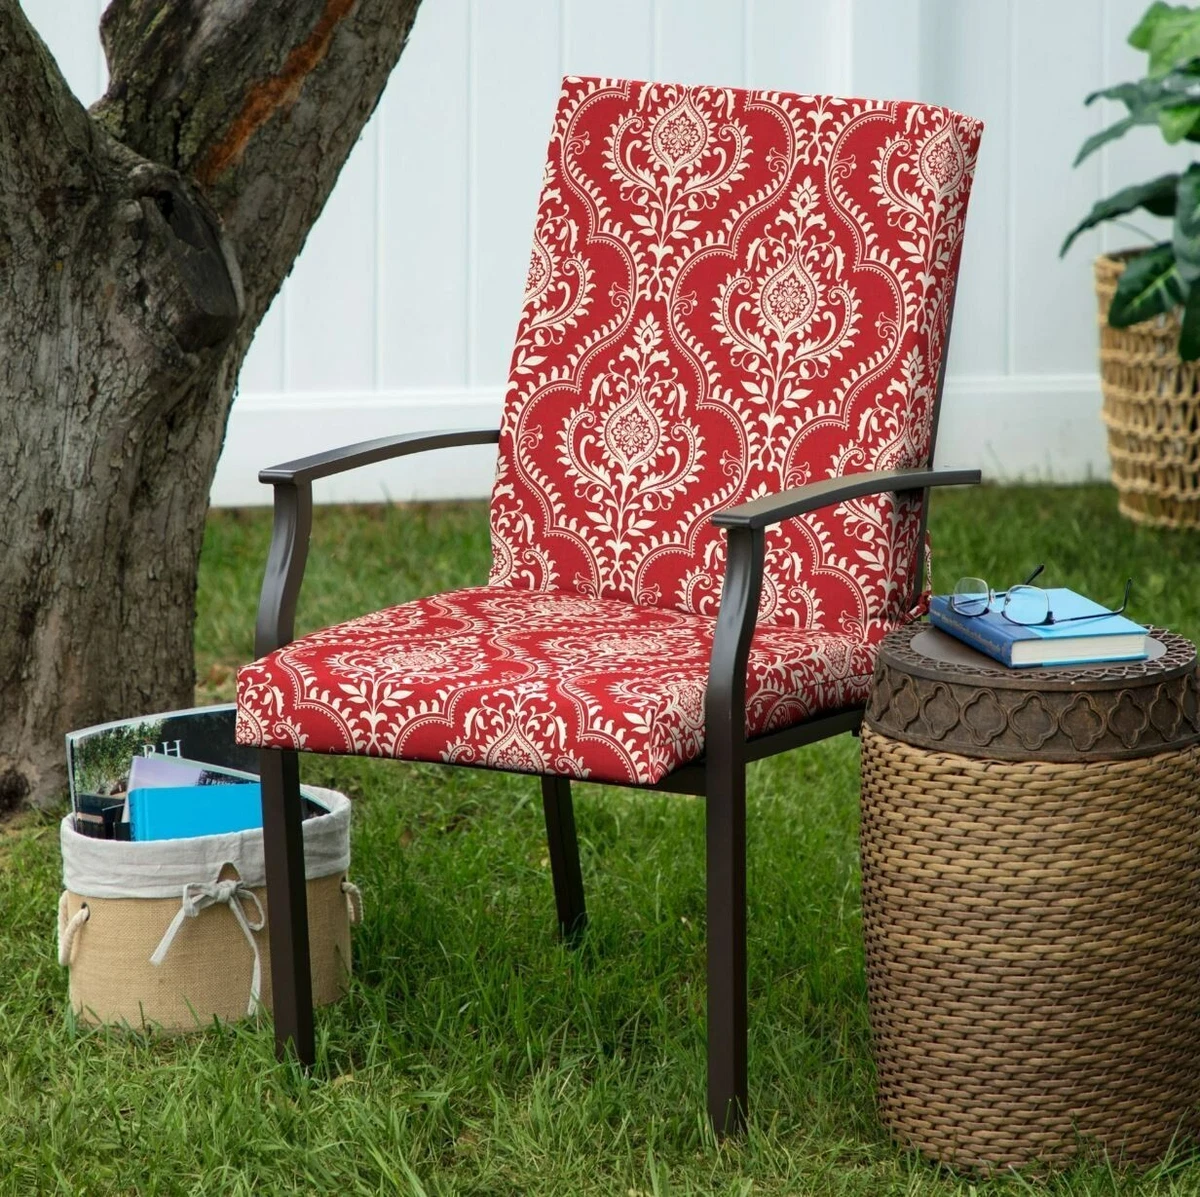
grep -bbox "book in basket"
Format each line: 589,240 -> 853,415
928,589 -> 1150,668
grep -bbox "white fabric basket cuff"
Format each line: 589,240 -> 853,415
60,785 -> 351,899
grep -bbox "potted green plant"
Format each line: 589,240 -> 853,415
1063,1 -> 1200,528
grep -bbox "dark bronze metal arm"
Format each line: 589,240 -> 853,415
710,467 -> 981,530
259,428 -> 502,486
253,428 -> 501,657
704,465 -> 983,757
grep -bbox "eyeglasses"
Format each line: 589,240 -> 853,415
951,564 -> 1133,627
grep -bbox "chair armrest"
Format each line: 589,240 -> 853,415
710,467 -> 982,531
259,428 -> 501,485
253,427 -> 501,657
703,466 -> 982,765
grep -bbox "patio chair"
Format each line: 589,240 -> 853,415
236,77 -> 983,1134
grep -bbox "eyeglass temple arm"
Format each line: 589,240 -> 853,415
1109,577 -> 1134,614
993,565 -> 1045,598
1046,577 -> 1135,624
1083,577 -> 1134,616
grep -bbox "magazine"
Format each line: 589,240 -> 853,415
65,703 -> 258,812
67,705 -> 331,839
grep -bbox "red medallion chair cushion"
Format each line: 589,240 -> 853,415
236,78 -> 980,783
489,78 -> 982,639
236,586 -> 876,786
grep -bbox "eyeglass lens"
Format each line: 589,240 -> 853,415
951,577 -> 990,615
1002,584 -> 1050,625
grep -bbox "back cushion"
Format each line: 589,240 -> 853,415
489,77 -> 981,639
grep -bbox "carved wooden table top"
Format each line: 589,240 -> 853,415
864,623 -> 1200,762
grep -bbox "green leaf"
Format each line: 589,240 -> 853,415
1061,174 -> 1179,256
1179,282 -> 1200,358
1128,3 -> 1200,73
1109,243 -> 1186,326
1160,101 -> 1200,140
1146,11 -> 1200,75
1077,68 -> 1200,163
1174,166 -> 1200,282
1086,79 -> 1154,108
1085,68 -> 1200,109
1129,2 -> 1177,50
1074,112 -> 1158,165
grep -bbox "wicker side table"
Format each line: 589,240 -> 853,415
860,625 -> 1200,1173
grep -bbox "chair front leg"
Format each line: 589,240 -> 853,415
703,522 -> 762,1136
541,775 -> 587,944
705,720 -> 748,1136
260,748 -> 315,1066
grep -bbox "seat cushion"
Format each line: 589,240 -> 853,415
236,586 -> 876,786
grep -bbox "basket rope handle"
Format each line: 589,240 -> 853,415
57,891 -> 89,968
341,879 -> 363,926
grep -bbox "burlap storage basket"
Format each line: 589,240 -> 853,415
57,786 -> 360,1031
860,728 -> 1200,1172
1096,252 -> 1200,528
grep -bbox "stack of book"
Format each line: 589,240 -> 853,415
928,587 -> 1150,668
67,704 -> 326,841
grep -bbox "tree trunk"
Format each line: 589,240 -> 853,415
0,0 -> 421,809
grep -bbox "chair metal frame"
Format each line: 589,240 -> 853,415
250,328 -> 978,1135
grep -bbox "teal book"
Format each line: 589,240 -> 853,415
127,783 -> 263,842
928,589 -> 1149,668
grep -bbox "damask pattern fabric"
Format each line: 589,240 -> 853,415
236,587 -> 876,786
491,78 -> 981,640
237,78 -> 981,785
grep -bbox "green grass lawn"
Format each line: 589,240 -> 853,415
4,485 -> 1200,1195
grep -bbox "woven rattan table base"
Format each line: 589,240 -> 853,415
860,727 -> 1200,1172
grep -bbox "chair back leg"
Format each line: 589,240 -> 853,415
541,776 -> 587,944
705,751 -> 748,1135
260,748 -> 315,1066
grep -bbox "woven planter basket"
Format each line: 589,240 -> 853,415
1096,252 -> 1200,528
57,786 -> 360,1031
860,728 -> 1200,1172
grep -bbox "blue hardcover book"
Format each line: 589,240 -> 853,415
127,783 -> 263,841
928,589 -> 1150,668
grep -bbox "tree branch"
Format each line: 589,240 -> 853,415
0,0 -> 100,219
193,0 -> 358,187
94,0 -> 422,325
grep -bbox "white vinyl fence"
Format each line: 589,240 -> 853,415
26,0 -> 1195,503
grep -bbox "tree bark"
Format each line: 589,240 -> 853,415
0,0 -> 421,809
